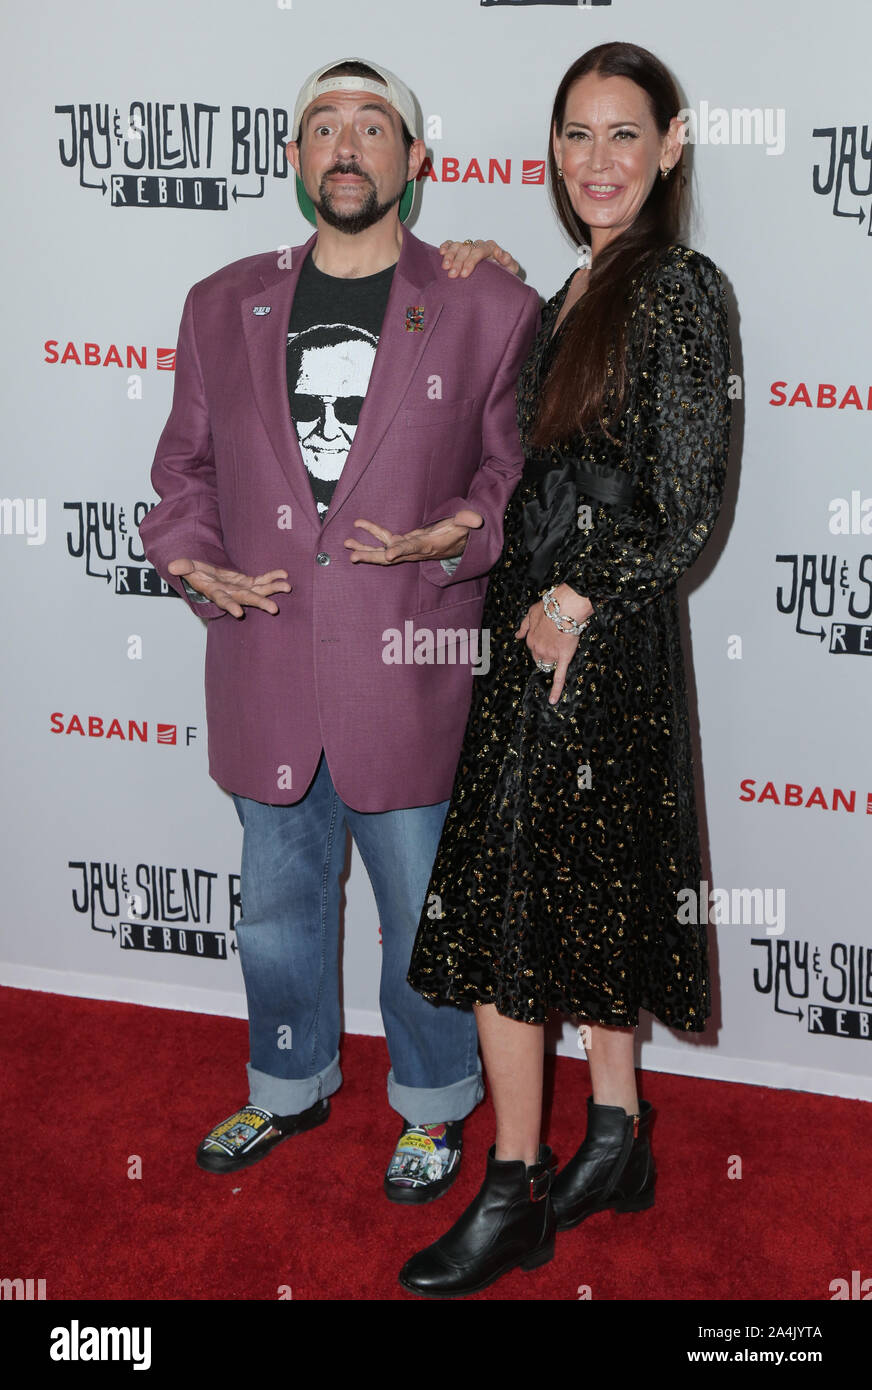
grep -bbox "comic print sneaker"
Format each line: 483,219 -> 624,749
383,1119 -> 464,1204
196,1098 -> 330,1174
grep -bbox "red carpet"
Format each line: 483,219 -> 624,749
1,985 -> 868,1302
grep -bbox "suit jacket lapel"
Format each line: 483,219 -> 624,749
326,230 -> 442,522
241,234 -> 321,529
240,228 -> 442,531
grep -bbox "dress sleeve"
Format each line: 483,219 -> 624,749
552,250 -> 732,623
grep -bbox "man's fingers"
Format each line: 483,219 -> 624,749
166,553 -> 290,614
343,538 -> 387,552
168,559 -> 290,602
199,575 -> 287,616
251,574 -> 292,595
453,509 -> 483,530
168,558 -> 196,577
382,538 -> 424,562
220,587 -> 281,617
344,517 -> 472,565
344,539 -> 391,563
351,518 -> 396,545
345,518 -> 405,563
252,568 -> 290,584
211,565 -> 287,588
346,547 -> 389,564
225,581 -> 284,612
207,586 -> 245,619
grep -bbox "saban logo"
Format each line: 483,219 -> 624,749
50,713 -> 196,745
416,155 -> 546,185
55,101 -> 291,211
738,779 -> 866,813
769,380 -> 871,410
44,340 -> 175,370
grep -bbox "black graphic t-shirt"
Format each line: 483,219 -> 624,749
286,254 -> 395,519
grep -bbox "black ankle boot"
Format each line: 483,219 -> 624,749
398,1145 -> 556,1298
551,1096 -> 655,1231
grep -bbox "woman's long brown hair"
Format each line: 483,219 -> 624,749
530,43 -> 688,447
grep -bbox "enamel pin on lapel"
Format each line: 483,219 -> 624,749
252,306 -> 271,316
405,305 -> 424,332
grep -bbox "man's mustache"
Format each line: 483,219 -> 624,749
323,163 -> 375,186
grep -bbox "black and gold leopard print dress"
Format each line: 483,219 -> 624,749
407,245 -> 732,1030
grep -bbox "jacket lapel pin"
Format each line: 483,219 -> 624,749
405,305 -> 424,332
252,305 -> 271,316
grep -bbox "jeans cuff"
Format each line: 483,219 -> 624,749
387,1066 -> 484,1125
247,1051 -> 342,1115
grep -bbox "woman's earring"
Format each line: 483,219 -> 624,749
557,166 -> 564,179
660,164 -> 671,181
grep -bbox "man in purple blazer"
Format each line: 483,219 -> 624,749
139,57 -> 539,1202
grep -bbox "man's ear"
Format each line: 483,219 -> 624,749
406,138 -> 427,182
286,139 -> 301,177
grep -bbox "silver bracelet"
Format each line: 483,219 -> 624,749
542,587 -> 589,636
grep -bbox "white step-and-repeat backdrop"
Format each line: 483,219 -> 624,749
2,0 -> 870,1100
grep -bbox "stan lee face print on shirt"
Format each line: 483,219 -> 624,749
287,322 -> 379,518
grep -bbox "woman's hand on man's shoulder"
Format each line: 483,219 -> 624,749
439,239 -> 521,279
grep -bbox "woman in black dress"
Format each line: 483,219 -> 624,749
399,42 -> 732,1298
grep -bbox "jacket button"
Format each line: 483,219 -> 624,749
316,552 -> 330,566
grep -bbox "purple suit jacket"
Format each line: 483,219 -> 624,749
139,228 -> 540,811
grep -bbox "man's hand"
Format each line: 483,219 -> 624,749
344,509 -> 484,565
440,239 -> 521,279
515,584 -> 594,706
168,558 -> 291,618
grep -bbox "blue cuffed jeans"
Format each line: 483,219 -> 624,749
231,751 -> 483,1124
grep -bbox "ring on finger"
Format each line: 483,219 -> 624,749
535,658 -> 557,673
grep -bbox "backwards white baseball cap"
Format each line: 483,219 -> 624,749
293,57 -> 420,141
292,58 -> 420,224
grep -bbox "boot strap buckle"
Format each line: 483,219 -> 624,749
529,1171 -> 549,1202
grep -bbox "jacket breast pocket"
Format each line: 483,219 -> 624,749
404,397 -> 477,428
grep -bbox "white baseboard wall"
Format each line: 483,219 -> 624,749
3,965 -> 870,1103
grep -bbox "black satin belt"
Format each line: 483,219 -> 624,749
522,458 -> 634,585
